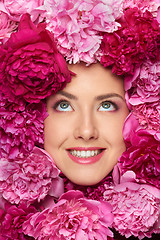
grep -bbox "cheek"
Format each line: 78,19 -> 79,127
99,114 -> 126,138
44,116 -> 63,147
44,114 -> 74,148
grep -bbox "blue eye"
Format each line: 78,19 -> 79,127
55,101 -> 73,112
99,101 -> 117,111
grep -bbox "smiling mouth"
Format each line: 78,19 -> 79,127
66,148 -> 105,164
68,149 -> 103,158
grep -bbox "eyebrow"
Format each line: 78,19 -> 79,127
58,91 -> 125,101
57,91 -> 78,100
95,93 -> 125,102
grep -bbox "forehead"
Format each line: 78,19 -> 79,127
66,62 -> 125,96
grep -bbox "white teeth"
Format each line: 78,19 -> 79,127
69,150 -> 101,158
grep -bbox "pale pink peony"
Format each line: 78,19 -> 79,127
0,13 -> 72,104
0,10 -> 17,42
0,102 -> 47,159
103,169 -> 160,239
123,0 -> 160,17
125,60 -> 160,104
43,0 -> 123,64
2,0 -> 45,21
23,190 -> 114,240
0,147 -> 63,205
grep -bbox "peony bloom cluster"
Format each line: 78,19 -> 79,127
103,169 -> 160,239
0,13 -> 71,104
0,102 -> 47,159
0,203 -> 36,240
101,8 -> 160,75
43,0 -> 123,64
23,190 -> 114,240
0,147 -> 63,205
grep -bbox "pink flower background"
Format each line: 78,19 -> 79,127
0,0 -> 159,239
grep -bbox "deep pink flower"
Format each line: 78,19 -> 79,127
0,13 -> 71,104
0,102 -> 47,159
125,60 -> 160,104
119,136 -> 160,188
0,147 -> 63,205
101,8 -> 160,75
103,169 -> 160,239
0,203 -> 36,240
119,114 -> 160,188
43,0 -> 123,64
23,190 -> 114,240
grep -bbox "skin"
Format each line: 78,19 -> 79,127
44,63 -> 129,186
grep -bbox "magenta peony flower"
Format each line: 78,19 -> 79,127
119,136 -> 160,188
103,170 -> 160,239
119,114 -> 160,188
0,147 -> 63,205
0,13 -> 71,104
0,102 -> 47,159
43,0 -> 123,64
125,60 -> 160,104
123,0 -> 160,16
101,8 -> 160,75
23,190 -> 114,240
0,203 -> 36,240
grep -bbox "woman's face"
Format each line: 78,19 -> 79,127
44,63 -> 129,185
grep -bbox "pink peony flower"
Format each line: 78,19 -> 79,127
119,114 -> 160,188
0,147 -> 63,205
132,101 -> 160,138
101,8 -> 160,75
43,0 -> 123,64
0,102 -> 47,159
0,203 -> 36,240
125,60 -> 160,104
103,169 -> 160,239
2,0 -> 45,21
0,9 -> 17,42
23,190 -> 114,240
0,13 -> 71,104
123,0 -> 160,17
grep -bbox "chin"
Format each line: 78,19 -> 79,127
67,174 -> 104,186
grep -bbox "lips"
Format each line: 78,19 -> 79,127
66,147 -> 105,164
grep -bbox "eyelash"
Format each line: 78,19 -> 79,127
52,100 -> 119,112
53,99 -> 73,112
99,101 -> 119,111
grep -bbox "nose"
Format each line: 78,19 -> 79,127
74,111 -> 98,141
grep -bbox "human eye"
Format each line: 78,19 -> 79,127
53,100 -> 73,112
98,101 -> 118,112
